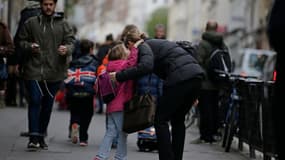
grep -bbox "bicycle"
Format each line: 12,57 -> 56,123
221,74 -> 259,152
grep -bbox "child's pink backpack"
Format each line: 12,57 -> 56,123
95,71 -> 117,104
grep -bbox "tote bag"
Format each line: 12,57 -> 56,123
123,92 -> 156,134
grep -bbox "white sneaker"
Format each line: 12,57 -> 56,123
71,123 -> 79,144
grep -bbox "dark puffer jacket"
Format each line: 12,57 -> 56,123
146,39 -> 204,86
116,42 -> 153,82
116,39 -> 205,87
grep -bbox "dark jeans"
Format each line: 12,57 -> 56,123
25,80 -> 60,137
198,89 -> 219,141
67,96 -> 94,142
154,78 -> 201,160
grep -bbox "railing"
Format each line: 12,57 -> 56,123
221,79 -> 277,159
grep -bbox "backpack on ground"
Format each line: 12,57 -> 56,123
176,41 -> 199,60
207,48 -> 231,83
64,65 -> 97,97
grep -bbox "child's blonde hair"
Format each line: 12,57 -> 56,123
108,43 -> 127,61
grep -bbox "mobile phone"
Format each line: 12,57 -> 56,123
33,44 -> 40,48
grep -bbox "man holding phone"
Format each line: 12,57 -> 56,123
18,0 -> 75,150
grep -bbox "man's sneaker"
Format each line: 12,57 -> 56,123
71,123 -> 79,144
39,137 -> 48,150
27,137 -> 40,150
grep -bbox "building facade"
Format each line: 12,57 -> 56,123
168,0 -> 273,61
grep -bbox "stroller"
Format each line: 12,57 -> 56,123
137,126 -> 157,152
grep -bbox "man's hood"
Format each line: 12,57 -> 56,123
24,1 -> 40,9
202,31 -> 224,46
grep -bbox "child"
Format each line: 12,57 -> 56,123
65,39 -> 99,146
94,36 -> 143,160
136,73 -> 163,152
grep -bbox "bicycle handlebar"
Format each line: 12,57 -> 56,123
215,70 -> 263,84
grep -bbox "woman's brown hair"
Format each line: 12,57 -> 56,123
121,24 -> 138,41
124,28 -> 141,44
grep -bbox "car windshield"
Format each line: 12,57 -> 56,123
248,53 -> 268,72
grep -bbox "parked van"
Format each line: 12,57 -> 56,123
233,48 -> 276,80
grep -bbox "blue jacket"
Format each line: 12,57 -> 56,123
65,53 -> 99,97
136,74 -> 163,104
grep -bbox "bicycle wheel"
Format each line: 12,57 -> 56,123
222,123 -> 228,148
224,104 -> 238,152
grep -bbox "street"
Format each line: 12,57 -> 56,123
0,107 -> 261,160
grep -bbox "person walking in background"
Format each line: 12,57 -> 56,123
267,0 -> 285,159
94,36 -> 142,160
65,39 -> 99,147
7,0 -> 41,108
96,33 -> 115,63
65,24 -> 82,139
192,21 -> 231,144
14,0 -> 42,138
154,24 -> 166,39
110,25 -> 204,160
18,0 -> 75,150
0,21 -> 14,108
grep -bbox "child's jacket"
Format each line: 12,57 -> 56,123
106,47 -> 138,113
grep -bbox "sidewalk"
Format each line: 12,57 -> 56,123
0,107 -> 262,160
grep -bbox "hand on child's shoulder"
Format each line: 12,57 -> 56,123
134,39 -> 144,48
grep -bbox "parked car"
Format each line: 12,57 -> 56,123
233,48 -> 276,80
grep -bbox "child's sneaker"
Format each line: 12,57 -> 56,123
71,123 -> 79,144
93,157 -> 101,160
79,141 -> 88,147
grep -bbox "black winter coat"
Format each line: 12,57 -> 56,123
146,39 -> 204,86
116,39 -> 205,87
116,42 -> 154,82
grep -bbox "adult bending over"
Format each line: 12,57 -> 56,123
110,25 -> 205,160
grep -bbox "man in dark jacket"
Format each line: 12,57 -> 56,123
96,33 -> 115,63
193,21 -> 230,143
112,25 -> 204,160
18,0 -> 75,150
7,0 -> 41,107
267,0 -> 285,159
